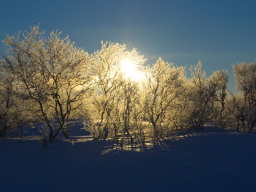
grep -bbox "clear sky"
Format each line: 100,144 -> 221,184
1,0 -> 256,90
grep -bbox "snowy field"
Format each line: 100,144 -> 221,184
1,127 -> 256,192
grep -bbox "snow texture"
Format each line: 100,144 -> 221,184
1,127 -> 256,192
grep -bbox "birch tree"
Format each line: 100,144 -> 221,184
144,58 -> 186,139
233,62 -> 256,132
89,42 -> 146,141
208,70 -> 229,128
1,25 -> 92,141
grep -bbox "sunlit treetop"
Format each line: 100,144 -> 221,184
117,48 -> 147,82
119,57 -> 146,82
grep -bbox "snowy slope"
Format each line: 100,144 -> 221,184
1,128 -> 256,192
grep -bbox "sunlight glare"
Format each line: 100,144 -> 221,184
120,58 -> 146,82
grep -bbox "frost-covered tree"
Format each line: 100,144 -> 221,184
0,71 -> 16,136
117,52 -> 147,144
88,42 -> 125,139
208,70 -> 229,128
144,58 -> 186,139
1,25 -> 92,141
88,42 -> 146,142
232,62 -> 256,132
185,61 -> 221,129
0,66 -> 33,137
225,94 -> 247,131
118,79 -> 146,145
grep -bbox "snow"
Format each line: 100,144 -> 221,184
1,127 -> 256,192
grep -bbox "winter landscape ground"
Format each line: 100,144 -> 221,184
1,125 -> 256,192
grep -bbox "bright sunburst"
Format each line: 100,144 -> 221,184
120,58 -> 146,82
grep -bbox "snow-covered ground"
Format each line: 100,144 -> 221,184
1,127 -> 256,192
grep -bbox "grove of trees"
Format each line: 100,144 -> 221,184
0,25 -> 256,145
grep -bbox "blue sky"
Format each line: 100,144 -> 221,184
1,0 -> 256,90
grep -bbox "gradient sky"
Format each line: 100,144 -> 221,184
1,0 -> 256,90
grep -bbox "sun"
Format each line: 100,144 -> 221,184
120,58 -> 146,82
